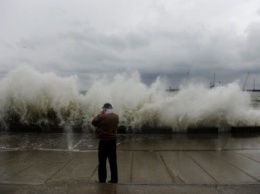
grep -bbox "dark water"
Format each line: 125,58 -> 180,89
1,131 -> 259,152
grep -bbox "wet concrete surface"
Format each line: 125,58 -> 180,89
0,132 -> 260,193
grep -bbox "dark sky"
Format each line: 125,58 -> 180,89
1,0 -> 260,89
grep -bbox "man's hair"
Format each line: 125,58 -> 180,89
102,103 -> 113,109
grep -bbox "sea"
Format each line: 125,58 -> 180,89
0,66 -> 260,133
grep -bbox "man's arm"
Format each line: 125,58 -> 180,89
91,114 -> 104,127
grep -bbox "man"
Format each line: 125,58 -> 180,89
91,103 -> 119,183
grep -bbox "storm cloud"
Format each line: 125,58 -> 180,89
0,0 -> 260,89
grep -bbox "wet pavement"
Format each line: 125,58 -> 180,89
0,132 -> 260,193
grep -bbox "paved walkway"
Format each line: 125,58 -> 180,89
0,133 -> 260,193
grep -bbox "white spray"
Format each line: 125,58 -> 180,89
0,66 -> 260,133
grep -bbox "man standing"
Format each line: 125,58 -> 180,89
92,103 -> 119,183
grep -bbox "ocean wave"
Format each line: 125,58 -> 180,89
0,66 -> 260,132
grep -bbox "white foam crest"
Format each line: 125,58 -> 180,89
84,72 -> 167,128
84,75 -> 260,131
0,66 -> 84,127
0,66 -> 260,132
159,82 -> 260,131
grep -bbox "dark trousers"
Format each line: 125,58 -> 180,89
98,140 -> 118,183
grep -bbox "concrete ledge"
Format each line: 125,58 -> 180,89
1,124 -> 87,133
187,127 -> 219,134
141,126 -> 172,134
117,125 -> 128,134
2,183 -> 260,194
2,124 -> 260,134
231,126 -> 260,133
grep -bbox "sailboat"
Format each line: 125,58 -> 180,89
247,78 -> 260,92
243,72 -> 260,92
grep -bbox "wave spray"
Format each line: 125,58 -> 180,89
0,66 -> 260,133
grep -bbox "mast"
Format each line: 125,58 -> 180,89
254,78 -> 256,91
210,73 -> 215,88
243,72 -> 250,91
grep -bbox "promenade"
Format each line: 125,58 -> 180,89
0,132 -> 260,193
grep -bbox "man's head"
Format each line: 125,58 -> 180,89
102,103 -> 113,109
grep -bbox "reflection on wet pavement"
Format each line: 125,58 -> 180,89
0,132 -> 259,151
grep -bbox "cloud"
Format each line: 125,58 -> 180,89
242,22 -> 260,65
0,0 -> 260,89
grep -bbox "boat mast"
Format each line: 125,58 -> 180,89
253,78 -> 256,91
243,72 -> 250,91
210,73 -> 215,88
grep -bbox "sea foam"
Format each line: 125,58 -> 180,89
0,66 -> 259,132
